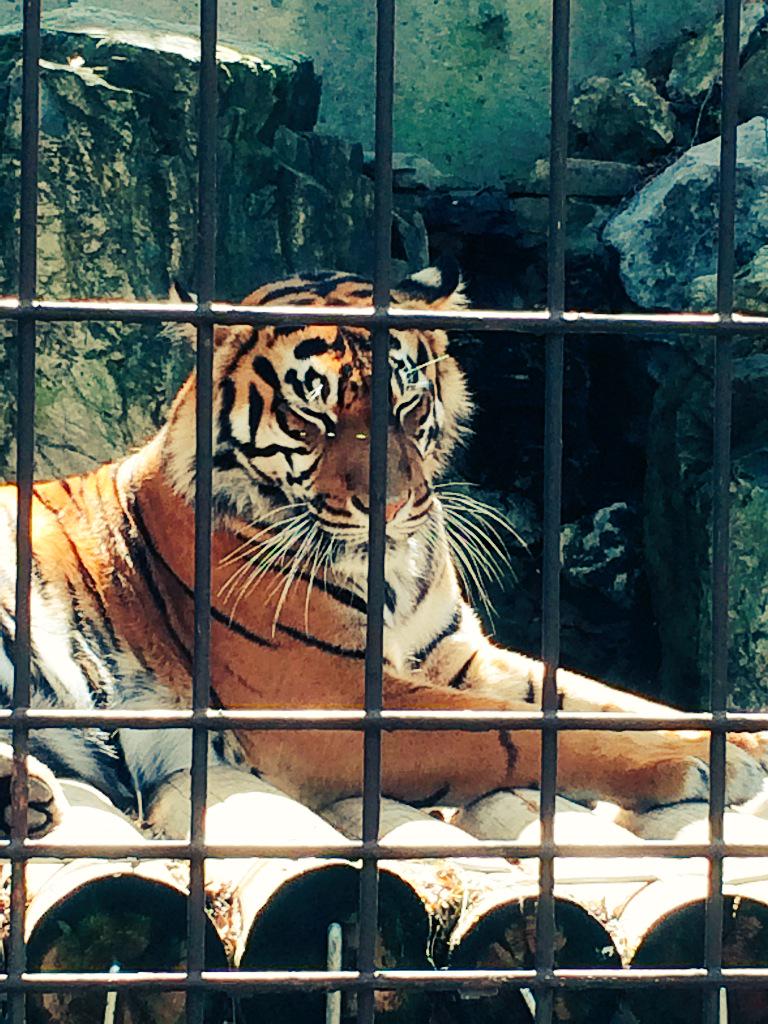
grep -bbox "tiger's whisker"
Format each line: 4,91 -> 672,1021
270,523 -> 318,632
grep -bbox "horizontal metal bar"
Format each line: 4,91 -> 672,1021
1,298 -> 768,335
0,838 -> 763,859
7,708 -> 768,731
6,968 -> 768,992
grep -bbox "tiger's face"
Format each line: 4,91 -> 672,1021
166,265 -> 470,554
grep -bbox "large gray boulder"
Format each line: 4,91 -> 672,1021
604,117 -> 768,311
0,9 -> 425,480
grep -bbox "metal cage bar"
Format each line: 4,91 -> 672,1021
356,1 -> 395,1021
187,0 -> 219,1021
3,0 -> 767,1019
534,1 -> 570,1021
704,2 -> 742,1022
5,300 -> 768,333
9,1 -> 41,1022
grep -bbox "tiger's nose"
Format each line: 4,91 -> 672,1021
385,496 -> 408,522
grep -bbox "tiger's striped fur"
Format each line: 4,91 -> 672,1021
1,265 -> 767,831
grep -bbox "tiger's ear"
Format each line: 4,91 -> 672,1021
171,279 -> 197,305
393,257 -> 467,309
168,280 -> 198,345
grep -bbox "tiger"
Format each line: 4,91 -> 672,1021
1,262 -> 767,840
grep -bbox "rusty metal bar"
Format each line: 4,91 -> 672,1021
356,0 -> 395,1017
5,299 -> 768,334
186,0 -> 219,1019
10,1 -> 42,1021
5,707 -> 768,729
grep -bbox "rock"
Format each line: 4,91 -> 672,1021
365,152 -> 452,192
561,503 -> 641,611
520,158 -> 642,200
666,3 -> 767,106
570,69 -> 676,164
0,8 -> 427,480
603,117 -> 768,311
739,11 -> 768,120
727,458 -> 768,709
690,244 -> 768,313
509,196 -> 612,261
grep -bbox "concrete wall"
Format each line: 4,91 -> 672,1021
3,0 -> 723,184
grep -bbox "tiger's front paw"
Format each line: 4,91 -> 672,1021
651,740 -> 766,808
727,731 -> 768,775
724,733 -> 768,804
0,742 -> 66,839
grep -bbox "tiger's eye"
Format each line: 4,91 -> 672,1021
279,402 -> 320,443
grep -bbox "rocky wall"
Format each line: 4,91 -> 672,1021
0,0 -> 727,186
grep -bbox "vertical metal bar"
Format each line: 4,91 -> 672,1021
357,0 -> 394,1021
535,1 -> 569,1021
10,2 -> 41,1022
705,2 -> 740,1022
187,0 -> 217,1020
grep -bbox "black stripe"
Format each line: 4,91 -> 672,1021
409,606 -> 462,669
225,540 -> 362,613
248,382 -> 263,441
223,330 -> 259,377
259,274 -> 367,304
32,487 -> 122,652
286,452 -> 322,486
405,784 -> 451,808
257,283 -> 317,303
273,324 -> 307,337
298,406 -> 336,434
239,441 -> 310,460
123,504 -> 193,670
285,368 -> 306,401
131,496 -> 278,651
64,579 -> 111,708
253,355 -> 281,401
275,622 -> 365,660
213,449 -> 238,471
412,543 -> 436,609
302,574 -> 367,615
524,679 -> 536,704
448,651 -> 477,689
320,503 -> 353,518
218,377 -> 235,442
213,603 -> 279,649
294,337 -> 329,360
0,622 -> 58,706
